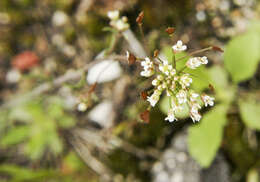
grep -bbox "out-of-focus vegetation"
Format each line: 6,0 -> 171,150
0,0 -> 260,182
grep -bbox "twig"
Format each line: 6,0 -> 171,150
0,55 -> 126,109
70,133 -> 113,181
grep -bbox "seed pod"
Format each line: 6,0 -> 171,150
126,51 -> 136,65
140,110 -> 150,123
136,11 -> 144,25
140,91 -> 148,100
165,27 -> 175,35
212,46 -> 224,52
153,49 -> 159,57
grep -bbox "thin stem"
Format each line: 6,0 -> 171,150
156,57 -> 163,63
105,32 -> 119,55
183,71 -> 211,85
172,52 -> 176,69
176,46 -> 212,62
138,24 -> 148,53
178,66 -> 187,73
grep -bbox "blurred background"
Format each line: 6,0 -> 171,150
0,0 -> 260,181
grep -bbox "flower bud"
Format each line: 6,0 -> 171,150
153,49 -> 159,57
140,110 -> 150,123
126,51 -> 136,65
165,27 -> 175,35
212,46 -> 223,52
136,11 -> 144,25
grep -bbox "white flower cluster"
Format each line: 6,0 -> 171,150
186,56 -> 208,69
139,40 -> 215,123
107,10 -> 129,31
140,57 -> 155,77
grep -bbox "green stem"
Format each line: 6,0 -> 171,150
176,46 -> 212,62
172,53 -> 176,69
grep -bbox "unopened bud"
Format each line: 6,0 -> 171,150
126,51 -> 136,65
141,91 -> 148,100
140,110 -> 150,123
209,84 -> 215,92
212,46 -> 223,52
153,49 -> 159,57
165,27 -> 175,35
136,11 -> 144,25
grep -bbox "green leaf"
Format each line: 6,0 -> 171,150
224,32 -> 260,83
1,126 -> 30,146
188,104 -> 229,167
239,96 -> 260,130
208,66 -> 236,103
0,164 -> 55,181
159,95 -> 189,118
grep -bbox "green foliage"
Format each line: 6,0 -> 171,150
159,96 -> 190,118
0,164 -> 55,181
188,104 -> 229,167
1,126 -> 30,146
207,66 -> 236,103
0,97 -> 76,160
239,96 -> 260,130
224,32 -> 260,83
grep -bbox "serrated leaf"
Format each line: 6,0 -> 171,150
1,126 -> 30,146
224,32 -> 260,83
188,104 -> 228,167
239,97 -> 260,130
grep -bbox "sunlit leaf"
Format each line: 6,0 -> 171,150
1,126 -> 30,146
188,104 -> 229,167
239,96 -> 260,130
224,32 -> 260,83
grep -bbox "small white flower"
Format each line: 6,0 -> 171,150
114,19 -> 129,31
190,92 -> 199,102
190,110 -> 201,122
141,57 -> 153,69
157,75 -> 164,81
200,56 -> 208,64
186,57 -> 201,69
165,110 -> 177,122
153,89 -> 162,96
172,40 -> 187,52
176,90 -> 187,104
157,85 -> 163,91
77,103 -> 87,112
152,79 -> 160,86
147,92 -> 161,107
170,69 -> 176,76
140,57 -> 155,77
107,10 -> 119,20
172,101 -> 183,113
191,102 -> 201,110
162,82 -> 167,89
159,60 -> 173,76
190,104 -> 201,122
180,74 -> 192,88
201,94 -> 214,107
140,69 -> 154,77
